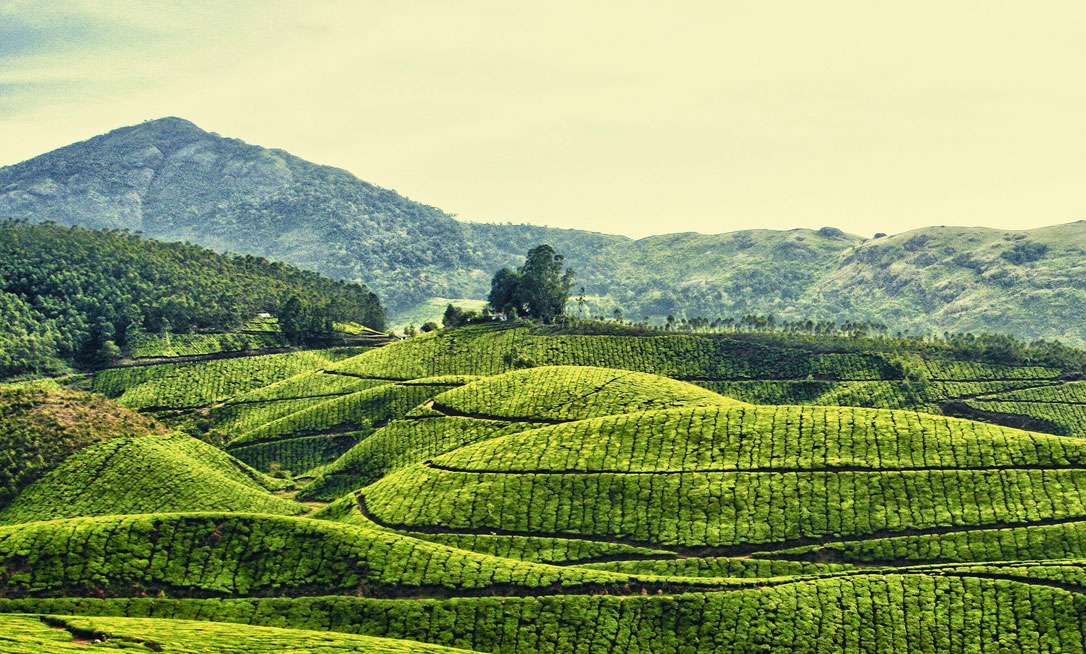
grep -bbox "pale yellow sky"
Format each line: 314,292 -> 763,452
1,1 -> 1083,238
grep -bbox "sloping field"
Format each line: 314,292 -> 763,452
351,404 -> 1086,550
0,613 -> 478,653
2,575 -> 1085,653
430,365 -> 743,422
0,434 -> 301,524
6,324 -> 1086,652
0,386 -> 165,509
0,513 -> 667,598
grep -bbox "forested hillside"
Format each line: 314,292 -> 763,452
0,221 -> 384,378
4,117 -> 1085,345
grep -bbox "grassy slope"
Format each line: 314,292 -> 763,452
356,403 -> 1086,549
0,386 -> 165,509
4,326 -> 1086,652
431,366 -> 743,422
0,434 -> 302,524
2,575 -> 1084,654
0,513 -> 655,598
0,613 -> 479,653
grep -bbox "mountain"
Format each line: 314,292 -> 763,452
3,117 -> 1085,345
0,117 -> 623,315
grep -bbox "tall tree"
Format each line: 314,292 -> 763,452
487,244 -> 575,323
278,295 -> 305,345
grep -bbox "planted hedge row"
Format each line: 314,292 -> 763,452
773,519 -> 1086,564
579,557 -> 854,578
0,613 -> 478,653
334,327 -> 909,382
969,401 -> 1086,438
433,366 -> 738,423
404,533 -> 673,565
0,434 -> 300,524
229,383 -> 459,447
0,513 -> 645,598
988,382 -> 1086,404
225,370 -> 389,404
335,326 -> 1068,385
299,417 -> 529,502
432,405 -> 1086,474
696,380 -> 1052,414
362,466 -> 1086,548
2,574 -> 1084,653
92,351 -> 342,410
228,432 -> 368,477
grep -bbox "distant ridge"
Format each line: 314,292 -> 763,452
3,118 -> 1085,344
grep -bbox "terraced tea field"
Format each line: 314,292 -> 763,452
6,323 -> 1086,652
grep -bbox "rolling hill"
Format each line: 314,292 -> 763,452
3,320 -> 1086,651
4,118 -> 1086,345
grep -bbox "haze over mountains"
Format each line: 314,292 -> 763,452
2,117 -> 1084,345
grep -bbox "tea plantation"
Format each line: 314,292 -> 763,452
6,322 -> 1086,652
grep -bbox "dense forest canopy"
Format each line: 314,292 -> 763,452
0,221 -> 385,377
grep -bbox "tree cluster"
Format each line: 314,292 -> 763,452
487,245 -> 574,323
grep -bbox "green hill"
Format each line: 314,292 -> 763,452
4,319 -> 1086,651
0,220 -> 385,378
0,433 -> 301,524
429,366 -> 743,422
297,366 -> 738,501
5,118 -> 1086,344
0,385 -> 164,509
0,513 -> 661,599
354,404 -> 1086,549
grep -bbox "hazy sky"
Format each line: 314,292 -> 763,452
2,2 -> 1084,238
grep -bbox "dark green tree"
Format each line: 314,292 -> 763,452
487,268 -> 520,316
278,295 -> 305,345
487,244 -> 574,323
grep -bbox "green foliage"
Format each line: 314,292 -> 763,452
92,350 -> 343,410
579,556 -> 852,577
359,404 -> 1086,548
332,323 -> 1070,382
0,613 -> 479,653
0,386 -> 163,509
487,245 -> 574,322
5,575 -> 1086,654
298,418 -> 530,502
775,520 -> 1086,565
432,366 -> 741,422
227,432 -> 367,478
0,221 -> 384,377
128,331 -> 286,358
278,294 -> 336,345
1001,240 -> 1049,264
0,433 -> 300,524
442,304 -> 480,329
5,296 -> 1086,653
0,513 -> 639,597
405,533 -> 673,565
227,381 -> 461,449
